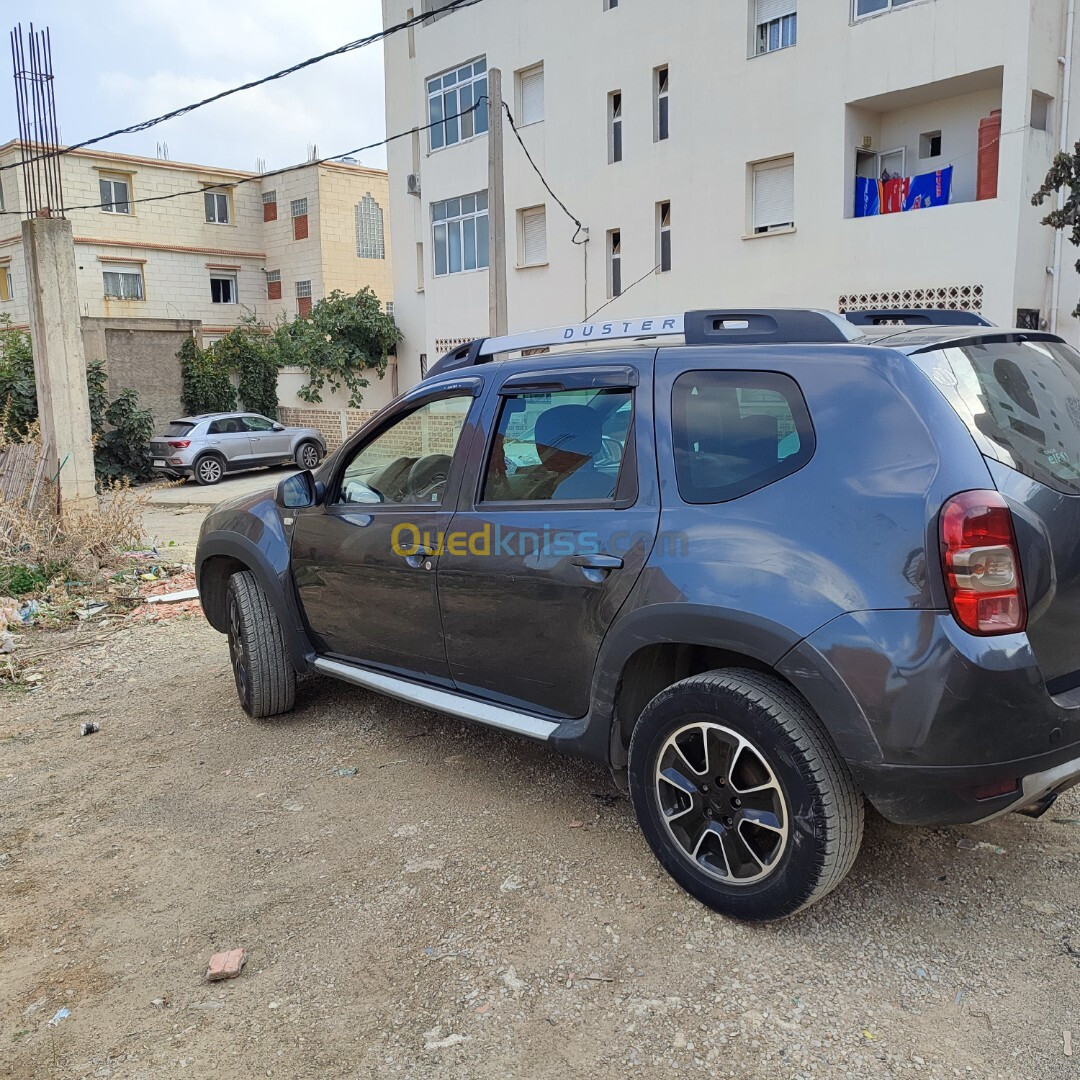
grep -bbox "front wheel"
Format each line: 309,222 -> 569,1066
628,669 -> 864,921
226,571 -> 296,718
295,441 -> 322,470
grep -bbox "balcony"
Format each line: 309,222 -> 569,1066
844,67 -> 1004,219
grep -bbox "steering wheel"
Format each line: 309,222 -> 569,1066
407,454 -> 452,502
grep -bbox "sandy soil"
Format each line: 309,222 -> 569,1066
2,607 -> 1079,1080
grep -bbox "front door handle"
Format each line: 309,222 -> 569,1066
571,554 -> 624,570
403,546 -> 436,569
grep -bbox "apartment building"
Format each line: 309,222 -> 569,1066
0,143 -> 393,421
382,0 -> 1080,389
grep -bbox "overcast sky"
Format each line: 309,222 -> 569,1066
11,0 -> 389,173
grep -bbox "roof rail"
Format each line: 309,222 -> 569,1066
425,308 -> 863,379
843,308 -> 993,327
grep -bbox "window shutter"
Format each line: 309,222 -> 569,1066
756,0 -> 796,22
523,207 -> 547,265
520,67 -> 544,125
753,160 -> 795,230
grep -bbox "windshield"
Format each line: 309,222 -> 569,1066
914,337 -> 1080,496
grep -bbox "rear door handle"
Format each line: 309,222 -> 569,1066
571,554 -> 624,570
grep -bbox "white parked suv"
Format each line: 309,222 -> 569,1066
148,413 -> 327,485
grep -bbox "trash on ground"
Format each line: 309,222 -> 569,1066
150,997 -> 169,1009
1065,1030 -> 1073,1058
569,820 -> 584,828
47,1007 -> 70,1027
331,766 -> 357,778
1,630 -> 16,654
205,948 -> 247,981
147,588 -> 200,604
956,838 -> 1006,855
74,602 -> 108,620
282,801 -> 304,812
80,722 -> 100,736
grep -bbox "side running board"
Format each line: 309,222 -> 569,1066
313,658 -> 560,741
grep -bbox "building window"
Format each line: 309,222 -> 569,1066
1031,92 -> 1052,132
296,279 -> 313,318
99,174 -> 131,214
432,191 -> 489,276
291,197 -> 309,241
919,130 -> 942,159
604,0 -> 618,7
421,0 -> 457,21
609,91 -> 623,164
204,189 -> 230,224
519,205 -> 547,267
752,157 -> 795,233
853,0 -> 920,17
356,193 -> 386,259
656,201 -> 671,273
654,66 -> 669,142
755,1 -> 797,53
428,57 -> 489,151
210,273 -> 237,304
0,266 -> 11,302
518,63 -> 545,126
386,301 -> 395,319
608,229 -> 622,298
416,242 -> 426,291
102,264 -> 144,300
266,269 -> 282,301
262,189 -> 278,222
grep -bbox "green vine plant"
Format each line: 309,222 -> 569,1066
1033,140 -> 1080,318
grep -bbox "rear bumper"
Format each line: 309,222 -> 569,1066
779,609 -> 1080,826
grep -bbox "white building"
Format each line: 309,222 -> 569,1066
382,0 -> 1080,389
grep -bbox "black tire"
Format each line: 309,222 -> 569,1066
628,669 -> 864,921
295,441 -> 322,470
226,571 -> 296,718
193,454 -> 225,486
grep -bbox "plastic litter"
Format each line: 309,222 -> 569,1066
956,838 -> 1006,855
146,589 -> 200,604
80,722 -> 100,736
47,1007 -> 70,1027
332,766 -> 357,778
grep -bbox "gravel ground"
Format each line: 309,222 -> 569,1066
2,613 -> 1079,1079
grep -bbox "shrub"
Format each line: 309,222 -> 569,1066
178,336 -> 236,416
0,315 -> 37,438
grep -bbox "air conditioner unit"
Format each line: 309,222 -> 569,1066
407,173 -> 422,197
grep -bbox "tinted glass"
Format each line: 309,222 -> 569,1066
915,338 -> 1080,495
207,417 -> 244,435
163,423 -> 194,437
243,416 -> 275,432
338,396 -> 473,506
672,371 -> 814,504
483,388 -> 632,503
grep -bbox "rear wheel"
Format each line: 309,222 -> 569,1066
193,454 -> 225,486
295,441 -> 322,470
226,571 -> 296,718
628,669 -> 863,921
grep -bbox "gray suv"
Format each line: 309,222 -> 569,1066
149,413 -> 326,485
195,308 -> 1080,920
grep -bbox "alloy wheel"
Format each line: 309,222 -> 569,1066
198,458 -> 223,483
300,443 -> 320,469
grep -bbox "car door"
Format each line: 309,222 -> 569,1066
205,416 -> 253,468
290,379 -> 483,681
436,354 -> 661,718
243,415 -> 293,463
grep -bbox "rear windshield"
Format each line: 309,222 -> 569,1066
914,337 -> 1080,496
162,422 -> 195,437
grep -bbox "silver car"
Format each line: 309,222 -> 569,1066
148,413 -> 327,485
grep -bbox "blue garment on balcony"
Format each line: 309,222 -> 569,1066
855,166 -> 953,217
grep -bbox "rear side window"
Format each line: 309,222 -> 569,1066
163,422 -> 194,437
916,338 -> 1080,496
207,417 -> 244,435
671,371 -> 814,504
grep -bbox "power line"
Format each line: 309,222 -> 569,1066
501,100 -> 587,245
587,264 -> 661,322
2,0 -> 485,175
0,102 -> 482,217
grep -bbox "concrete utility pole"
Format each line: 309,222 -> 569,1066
487,67 -> 508,338
23,216 -> 97,516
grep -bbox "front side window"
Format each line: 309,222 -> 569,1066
854,0 -> 919,17
428,57 -> 489,151
912,338 -> 1080,496
204,190 -> 230,224
243,415 -> 276,432
756,1 -> 797,53
672,371 -> 814,504
102,264 -> 144,301
210,274 -> 237,304
432,191 -> 489,276
99,175 -> 131,214
338,395 -> 474,506
483,388 -> 632,503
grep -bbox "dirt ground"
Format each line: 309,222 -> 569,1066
2,501 -> 1080,1079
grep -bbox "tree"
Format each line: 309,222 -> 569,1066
0,314 -> 37,438
177,336 -> 237,416
1033,141 -> 1080,317
273,288 -> 401,409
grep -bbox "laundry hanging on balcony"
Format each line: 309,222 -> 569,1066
855,166 -> 953,218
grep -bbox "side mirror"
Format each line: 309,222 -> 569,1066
272,422 -> 286,431
277,470 -> 325,509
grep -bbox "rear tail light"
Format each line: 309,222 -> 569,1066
168,440 -> 191,449
940,490 -> 1026,635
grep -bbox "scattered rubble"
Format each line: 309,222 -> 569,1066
206,949 -> 247,982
